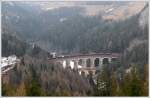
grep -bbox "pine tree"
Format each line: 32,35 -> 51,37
130,68 -> 142,96
141,64 -> 148,96
122,66 -> 143,96
15,82 -> 26,96
26,80 -> 42,96
95,65 -> 111,96
110,72 -> 118,96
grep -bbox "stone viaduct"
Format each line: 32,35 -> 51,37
49,53 -> 120,76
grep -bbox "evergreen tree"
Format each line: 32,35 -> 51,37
122,66 -> 143,96
95,65 -> 111,96
26,80 -> 42,96
141,64 -> 148,96
110,72 -> 119,96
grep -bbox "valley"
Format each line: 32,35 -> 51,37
1,1 -> 149,96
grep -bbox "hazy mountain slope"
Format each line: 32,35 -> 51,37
2,1 -> 148,54
138,3 -> 149,29
2,2 -> 43,41
2,32 -> 48,59
122,3 -> 148,68
39,1 -> 146,20
2,33 -> 28,57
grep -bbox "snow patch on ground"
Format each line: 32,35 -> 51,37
105,8 -> 114,13
60,18 -> 67,22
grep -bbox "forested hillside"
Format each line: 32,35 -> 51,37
2,1 -> 148,96
2,2 -> 148,53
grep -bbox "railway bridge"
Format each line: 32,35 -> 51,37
49,53 -> 120,76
